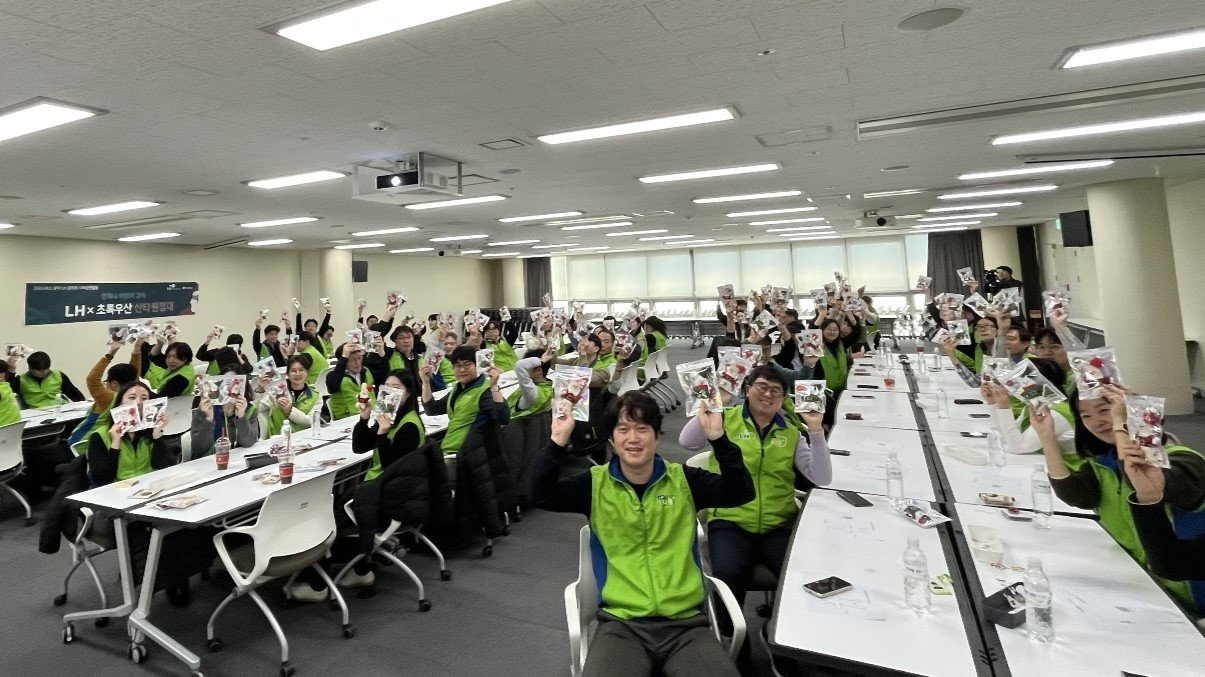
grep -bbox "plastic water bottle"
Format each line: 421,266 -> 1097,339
936,388 -> 949,418
915,345 -> 929,382
281,422 -> 293,454
1031,464 -> 1053,529
310,405 -> 323,438
903,536 -> 931,613
886,450 -> 904,506
1023,558 -> 1054,642
987,429 -> 1006,468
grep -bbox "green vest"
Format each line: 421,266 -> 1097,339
19,370 -> 64,409
146,362 -> 196,393
507,381 -> 554,419
708,407 -> 800,534
819,343 -> 849,391
258,343 -> 271,360
91,427 -> 155,481
1016,400 -> 1075,431
1062,445 -> 1201,610
303,346 -> 328,385
595,351 -> 617,373
441,376 -> 489,455
388,350 -> 415,373
638,330 -> 667,367
206,361 -> 221,376
954,343 -> 985,373
489,339 -> 518,372
0,382 -> 20,426
364,409 -> 427,483
267,387 -> 320,437
328,370 -> 374,421
317,336 -> 333,359
589,459 -> 704,620
865,317 -> 880,336
438,358 -> 456,385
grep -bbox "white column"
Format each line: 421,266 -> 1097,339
980,225 -> 1020,275
501,258 -> 526,307
1086,178 -> 1192,414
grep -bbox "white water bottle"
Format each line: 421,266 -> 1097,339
1023,558 -> 1054,642
886,450 -> 904,506
1031,464 -> 1053,528
915,345 -> 929,382
310,405 -> 323,438
281,421 -> 293,454
903,536 -> 931,613
936,388 -> 949,418
987,429 -> 1006,468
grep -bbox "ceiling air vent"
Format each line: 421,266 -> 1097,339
479,138 -> 527,150
755,126 -> 832,147
82,210 -> 238,232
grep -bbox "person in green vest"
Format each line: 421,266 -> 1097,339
420,345 -> 509,456
860,295 -> 881,350
999,324 -> 1035,364
144,341 -> 195,398
252,316 -> 287,367
480,319 -> 519,372
297,304 -> 334,358
435,332 -> 460,390
1031,328 -> 1078,395
67,336 -> 142,449
382,325 -> 421,381
813,318 -> 851,395
532,391 -> 753,677
637,316 -> 668,368
86,381 -> 175,485
1033,385 -> 1205,611
12,351 -> 85,409
255,356 -> 320,438
190,359 -> 260,454
555,334 -> 616,389
510,349 -> 555,419
981,358 -> 1076,455
943,315 -> 997,374
1123,441 -> 1205,582
0,360 -> 21,427
326,341 -> 381,421
291,331 -> 329,386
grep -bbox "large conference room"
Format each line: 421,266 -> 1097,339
2,1 -> 1204,676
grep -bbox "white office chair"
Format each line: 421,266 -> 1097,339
610,361 -> 642,396
313,367 -> 334,397
0,421 -> 34,525
161,395 -> 194,460
52,506 -> 113,628
206,473 -> 352,677
651,348 -> 681,411
564,524 -> 744,677
332,499 -> 449,611
638,348 -> 672,411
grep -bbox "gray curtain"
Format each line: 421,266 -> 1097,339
926,231 -> 984,296
524,257 -> 551,308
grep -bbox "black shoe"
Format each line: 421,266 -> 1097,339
166,583 -> 191,608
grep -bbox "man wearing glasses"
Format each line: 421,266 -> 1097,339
420,344 -> 510,455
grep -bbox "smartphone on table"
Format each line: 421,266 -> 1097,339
803,576 -> 853,598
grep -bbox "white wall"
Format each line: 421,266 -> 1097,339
0,235 -> 499,383
1035,220 -> 1102,322
1166,176 -> 1205,389
980,225 -> 1021,276
501,258 -> 526,307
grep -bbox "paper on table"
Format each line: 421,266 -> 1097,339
856,460 -> 888,481
1061,582 -> 1185,628
841,397 -> 879,409
800,588 -> 888,621
823,514 -> 886,541
970,471 -> 1027,498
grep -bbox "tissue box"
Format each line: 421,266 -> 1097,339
967,525 -> 1004,565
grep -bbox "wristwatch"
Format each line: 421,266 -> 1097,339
1112,423 -> 1128,434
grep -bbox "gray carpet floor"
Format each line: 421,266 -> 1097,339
0,342 -> 796,677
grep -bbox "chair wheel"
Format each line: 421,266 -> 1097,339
128,642 -> 148,664
207,638 -> 223,652
756,604 -> 772,618
62,624 -> 74,644
482,545 -> 493,557
191,672 -> 204,677
25,516 -> 37,526
501,525 -> 511,536
419,599 -> 432,612
512,511 -> 522,523
53,594 -> 67,607
95,617 -> 110,628
342,624 -> 355,639
281,661 -> 296,677
327,597 -> 340,610
440,570 -> 451,581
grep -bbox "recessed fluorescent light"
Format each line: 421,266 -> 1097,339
389,247 -> 435,254
117,232 -> 179,242
957,160 -> 1113,181
639,234 -> 694,241
566,246 -> 610,252
913,221 -> 981,228
938,185 -> 1057,199
863,189 -> 925,199
725,206 -> 817,218
497,211 -> 583,223
748,217 -> 828,226
1060,27 -> 1205,69
481,251 -> 519,257
912,226 -> 969,233
787,235 -> 840,241
350,226 -> 419,237
605,249 -> 638,253
276,0 -> 514,51
895,214 -> 925,219
334,242 -> 385,250
68,200 -> 161,216
684,242 -> 728,248
429,234 -> 489,242
246,170 -> 346,189
532,243 -> 574,249
917,212 -> 998,222
247,238 -> 293,247
0,223 -> 14,230
487,239 -> 539,246
674,239 -> 715,246
0,98 -> 99,144
461,249 -> 483,254
606,229 -> 667,237
693,190 -> 802,204
992,111 -> 1205,145
776,231 -> 834,237
239,216 -> 319,228
404,194 -> 508,210
926,202 -> 1022,212
538,108 -> 734,144
560,221 -> 634,231
766,226 -> 832,233
639,163 -> 779,184
546,214 -> 629,226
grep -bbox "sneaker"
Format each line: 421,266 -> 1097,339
286,582 -> 328,603
339,570 -> 375,588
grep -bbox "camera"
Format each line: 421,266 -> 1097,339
982,268 -> 1001,295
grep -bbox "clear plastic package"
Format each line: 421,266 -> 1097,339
425,346 -> 444,370
916,275 -> 933,291
373,384 -> 405,422
940,293 -> 965,311
1042,290 -> 1070,318
749,309 -> 778,337
793,380 -> 827,413
676,359 -> 723,417
1126,395 -> 1169,468
253,356 -> 276,379
551,365 -> 591,421
345,329 -> 363,345
475,348 -> 495,371
988,287 -> 1021,317
155,493 -> 208,510
716,353 -> 752,394
386,290 -> 405,306
895,499 -> 951,528
963,293 -> 990,317
946,319 -> 972,346
499,305 -> 511,322
1067,347 -> 1122,399
998,359 -> 1067,408
739,344 -> 763,366
796,329 -> 824,358
957,267 -> 977,285
139,398 -> 168,430
717,283 -> 735,301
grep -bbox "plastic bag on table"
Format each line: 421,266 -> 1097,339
154,493 -> 208,510
675,359 -> 723,417
895,500 -> 951,528
1126,395 -> 1169,468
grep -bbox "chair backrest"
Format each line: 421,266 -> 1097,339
567,525 -> 599,677
611,361 -> 642,395
160,395 -> 193,436
684,451 -> 710,469
651,347 -> 671,379
0,421 -> 29,472
238,472 -> 337,580
313,367 -> 334,397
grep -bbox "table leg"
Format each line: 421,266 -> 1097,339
126,524 -> 201,671
63,515 -> 136,626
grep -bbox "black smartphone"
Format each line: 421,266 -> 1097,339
953,398 -> 983,405
844,412 -> 863,420
969,413 -> 990,419
830,448 -> 851,456
803,576 -> 853,598
960,431 -> 987,438
855,384 -> 880,389
836,490 -> 872,507
851,394 -> 875,399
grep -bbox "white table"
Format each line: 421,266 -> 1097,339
769,489 -> 983,677
826,423 -> 937,502
20,400 -> 93,440
957,505 -> 1205,677
833,390 -> 921,431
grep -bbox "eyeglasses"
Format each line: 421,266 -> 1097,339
749,382 -> 785,398
453,361 -> 474,369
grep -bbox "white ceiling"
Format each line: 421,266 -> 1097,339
3,0 -> 1205,255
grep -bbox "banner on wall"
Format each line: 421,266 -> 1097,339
24,282 -> 199,326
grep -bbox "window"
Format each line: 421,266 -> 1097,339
792,243 -> 846,292
605,254 -> 647,299
693,248 -> 740,297
741,246 -> 791,293
905,234 -> 928,287
849,239 -> 906,291
567,256 -> 606,300
646,251 -> 692,297
653,301 -> 696,318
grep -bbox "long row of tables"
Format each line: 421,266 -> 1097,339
768,351 -> 1204,677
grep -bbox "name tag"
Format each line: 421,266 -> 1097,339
656,494 -> 676,508
738,432 -> 752,441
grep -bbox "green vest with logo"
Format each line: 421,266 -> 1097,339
507,381 -> 553,419
388,350 -> 415,373
146,362 -> 196,393
267,387 -> 320,437
954,342 -> 985,373
589,459 -> 704,620
317,337 -> 333,359
90,427 -> 155,481
328,370 -> 374,421
19,370 -> 64,409
819,343 -> 849,392
708,407 -> 800,534
595,351 -> 617,374
438,358 -> 456,386
364,409 -> 427,483
489,339 -> 518,372
0,382 -> 20,426
440,377 -> 489,455
303,346 -> 328,385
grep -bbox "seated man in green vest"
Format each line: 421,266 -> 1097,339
144,340 -> 195,398
1000,324 -> 1035,364
533,391 -> 752,677
252,316 -> 287,367
294,331 -> 329,385
419,345 -> 509,456
510,348 -> 555,418
555,333 -> 615,389
0,360 -> 21,426
326,341 -> 381,420
383,325 -> 421,380
13,351 -> 85,409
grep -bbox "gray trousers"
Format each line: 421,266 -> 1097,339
583,614 -> 741,677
